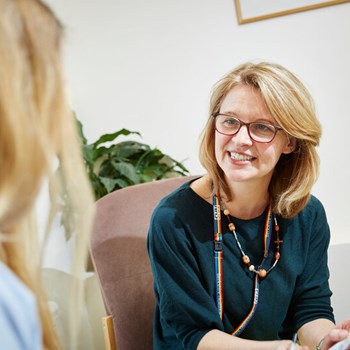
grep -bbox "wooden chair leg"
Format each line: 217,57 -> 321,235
102,316 -> 116,350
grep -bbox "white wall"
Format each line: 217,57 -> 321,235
46,0 -> 350,245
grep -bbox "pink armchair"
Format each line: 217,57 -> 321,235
90,176 -> 196,350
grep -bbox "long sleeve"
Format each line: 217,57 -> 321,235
148,195 -> 222,350
289,197 -> 334,329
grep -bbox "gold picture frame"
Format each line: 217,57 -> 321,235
235,0 -> 350,24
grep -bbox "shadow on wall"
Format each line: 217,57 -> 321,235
328,243 -> 350,323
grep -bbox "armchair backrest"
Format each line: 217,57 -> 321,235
91,176 -> 196,350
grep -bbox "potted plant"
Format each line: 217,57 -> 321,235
58,119 -> 190,239
76,119 -> 189,201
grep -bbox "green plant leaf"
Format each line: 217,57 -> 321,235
114,141 -> 150,159
99,177 -> 120,193
112,161 -> 140,184
114,178 -> 130,189
82,144 -> 95,166
93,129 -> 141,148
75,114 -> 88,145
159,155 -> 175,167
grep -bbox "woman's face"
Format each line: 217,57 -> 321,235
214,84 -> 294,187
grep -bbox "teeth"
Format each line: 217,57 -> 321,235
230,152 -> 254,161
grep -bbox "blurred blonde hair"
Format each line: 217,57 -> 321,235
199,62 -> 321,218
0,0 -> 94,348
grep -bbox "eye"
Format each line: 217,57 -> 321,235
257,123 -> 269,131
251,123 -> 274,133
223,117 -> 240,127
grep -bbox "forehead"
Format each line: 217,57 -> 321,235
220,85 -> 273,121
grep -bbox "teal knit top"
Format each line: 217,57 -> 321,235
147,180 -> 334,350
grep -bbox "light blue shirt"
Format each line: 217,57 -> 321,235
0,262 -> 42,349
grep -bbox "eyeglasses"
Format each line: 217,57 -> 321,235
213,113 -> 283,143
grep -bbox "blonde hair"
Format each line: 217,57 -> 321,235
199,62 -> 321,218
0,0 -> 94,348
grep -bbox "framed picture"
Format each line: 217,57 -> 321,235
235,0 -> 350,24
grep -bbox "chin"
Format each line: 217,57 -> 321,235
225,172 -> 254,183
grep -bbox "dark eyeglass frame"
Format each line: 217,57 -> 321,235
213,112 -> 283,143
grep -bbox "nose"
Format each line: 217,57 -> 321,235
231,125 -> 253,145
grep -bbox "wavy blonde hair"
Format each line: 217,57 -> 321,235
0,0 -> 94,348
199,62 -> 321,218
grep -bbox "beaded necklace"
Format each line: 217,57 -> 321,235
212,193 -> 282,335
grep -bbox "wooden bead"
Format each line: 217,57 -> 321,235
228,223 -> 235,231
258,269 -> 267,278
224,209 -> 230,216
275,224 -> 280,232
242,255 -> 250,264
274,252 -> 280,260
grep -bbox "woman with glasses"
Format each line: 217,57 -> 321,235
147,62 -> 350,350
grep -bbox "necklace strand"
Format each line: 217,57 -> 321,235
220,199 -> 282,278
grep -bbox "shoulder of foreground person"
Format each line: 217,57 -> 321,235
0,262 -> 41,350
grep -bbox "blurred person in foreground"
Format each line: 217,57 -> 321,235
0,0 -> 94,348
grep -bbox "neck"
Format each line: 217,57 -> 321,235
221,181 -> 270,220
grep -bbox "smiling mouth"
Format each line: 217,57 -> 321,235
229,152 -> 255,161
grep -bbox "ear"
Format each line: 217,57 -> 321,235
282,136 -> 297,154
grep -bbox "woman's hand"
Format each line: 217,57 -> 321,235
319,319 -> 350,349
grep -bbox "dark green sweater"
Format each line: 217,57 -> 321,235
147,180 -> 334,350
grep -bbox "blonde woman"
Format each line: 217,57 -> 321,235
0,0 -> 94,349
147,62 -> 350,349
